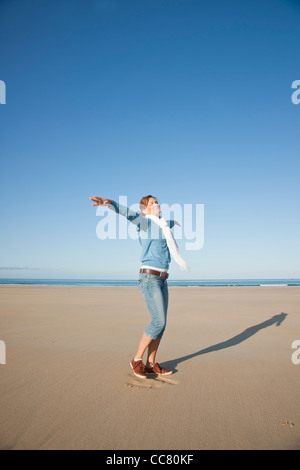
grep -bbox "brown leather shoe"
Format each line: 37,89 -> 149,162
145,362 -> 172,376
130,359 -> 147,379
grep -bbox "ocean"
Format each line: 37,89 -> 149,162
0,278 -> 299,286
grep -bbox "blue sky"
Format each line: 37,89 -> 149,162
0,0 -> 299,279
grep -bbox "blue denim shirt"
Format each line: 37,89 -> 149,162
110,201 -> 175,269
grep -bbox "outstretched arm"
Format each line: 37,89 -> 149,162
89,196 -> 148,231
90,196 -> 112,207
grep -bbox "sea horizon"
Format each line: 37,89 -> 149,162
0,278 -> 299,287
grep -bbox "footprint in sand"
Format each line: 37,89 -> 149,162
126,373 -> 178,390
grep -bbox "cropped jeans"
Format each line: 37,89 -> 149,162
138,272 -> 169,340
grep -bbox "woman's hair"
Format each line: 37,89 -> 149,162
139,195 -> 157,214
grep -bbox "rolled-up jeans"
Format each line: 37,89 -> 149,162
138,272 -> 169,340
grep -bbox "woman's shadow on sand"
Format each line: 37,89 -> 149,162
163,312 -> 288,373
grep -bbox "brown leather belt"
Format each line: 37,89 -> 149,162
139,268 -> 169,280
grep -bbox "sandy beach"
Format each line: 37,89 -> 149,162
0,285 -> 299,450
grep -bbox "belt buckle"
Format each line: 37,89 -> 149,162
159,271 -> 164,278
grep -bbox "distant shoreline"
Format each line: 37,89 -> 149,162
0,278 -> 299,287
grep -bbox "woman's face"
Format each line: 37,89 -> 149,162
146,197 -> 160,216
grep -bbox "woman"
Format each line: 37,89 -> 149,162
89,194 -> 189,379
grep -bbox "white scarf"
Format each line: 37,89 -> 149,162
145,215 -> 190,271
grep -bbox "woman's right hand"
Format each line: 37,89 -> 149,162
89,196 -> 112,206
